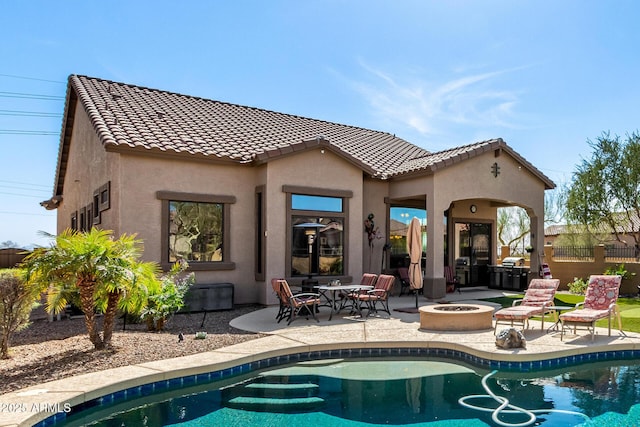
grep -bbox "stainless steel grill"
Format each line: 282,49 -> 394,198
501,257 -> 525,268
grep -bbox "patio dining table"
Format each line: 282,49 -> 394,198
316,284 -> 374,321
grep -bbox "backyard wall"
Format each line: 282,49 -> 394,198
0,248 -> 29,269
501,245 -> 640,296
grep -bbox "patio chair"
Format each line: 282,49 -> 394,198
444,266 -> 461,293
273,279 -> 321,325
338,273 -> 378,311
396,267 -> 411,296
353,274 -> 396,317
559,275 -> 622,341
271,278 -> 290,323
493,278 -> 560,334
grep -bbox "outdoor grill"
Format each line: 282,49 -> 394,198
501,257 -> 525,268
488,257 -> 529,291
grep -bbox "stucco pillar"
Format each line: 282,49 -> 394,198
424,194 -> 446,299
528,212 -> 542,280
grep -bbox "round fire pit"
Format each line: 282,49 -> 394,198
419,304 -> 494,331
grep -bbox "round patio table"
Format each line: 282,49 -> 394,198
316,284 -> 373,320
546,305 -> 574,333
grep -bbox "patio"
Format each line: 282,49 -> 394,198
3,287 -> 640,427
231,287 -> 640,359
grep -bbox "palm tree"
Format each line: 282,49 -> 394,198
22,228 -> 160,350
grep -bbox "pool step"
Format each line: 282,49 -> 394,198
222,376 -> 325,412
244,382 -> 320,398
226,396 -> 325,411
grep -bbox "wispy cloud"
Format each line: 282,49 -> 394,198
350,60 -> 528,140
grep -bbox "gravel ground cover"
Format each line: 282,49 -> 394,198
0,305 -> 266,395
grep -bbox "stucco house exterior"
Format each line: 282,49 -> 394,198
41,75 -> 554,305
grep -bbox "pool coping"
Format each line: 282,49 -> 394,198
3,300 -> 640,427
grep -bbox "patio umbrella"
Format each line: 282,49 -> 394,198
406,217 -> 423,309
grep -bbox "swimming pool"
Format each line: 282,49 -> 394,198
42,352 -> 640,427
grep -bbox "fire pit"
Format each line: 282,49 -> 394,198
419,304 -> 494,331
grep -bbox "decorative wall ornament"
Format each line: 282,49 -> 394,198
491,162 -> 500,178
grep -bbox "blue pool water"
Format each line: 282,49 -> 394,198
48,356 -> 640,427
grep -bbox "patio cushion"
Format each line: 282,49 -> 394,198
494,305 -> 543,321
558,274 -> 622,340
493,278 -> 560,333
559,308 -> 611,323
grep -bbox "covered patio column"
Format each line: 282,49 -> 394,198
527,210 -> 542,278
424,191 -> 447,299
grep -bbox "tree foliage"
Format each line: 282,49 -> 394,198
497,207 -> 530,253
22,228 -> 161,350
141,261 -> 194,331
566,132 -> 640,251
0,269 -> 40,358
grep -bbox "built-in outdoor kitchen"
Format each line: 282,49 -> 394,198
488,256 -> 530,291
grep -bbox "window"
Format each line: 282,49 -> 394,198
91,181 -> 110,225
283,186 -> 352,278
255,186 -> 266,281
79,207 -> 87,232
71,211 -> 78,231
389,207 -> 427,268
168,201 -> 223,262
292,215 -> 344,276
157,191 -> 235,271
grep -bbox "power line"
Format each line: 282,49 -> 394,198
0,210 -> 54,217
0,109 -> 62,117
0,179 -> 50,188
0,191 -> 47,198
0,73 -> 65,84
0,185 -> 49,194
0,130 -> 58,135
0,91 -> 64,101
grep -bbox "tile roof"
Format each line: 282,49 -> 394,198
52,75 -> 554,194
67,75 -> 428,178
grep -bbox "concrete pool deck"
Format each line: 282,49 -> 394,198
4,287 -> 640,427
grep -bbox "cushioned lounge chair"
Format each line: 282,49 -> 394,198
493,278 -> 560,334
559,275 -> 622,341
272,279 -> 321,325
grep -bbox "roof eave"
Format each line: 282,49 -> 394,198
251,136 -> 379,176
49,76 -> 78,203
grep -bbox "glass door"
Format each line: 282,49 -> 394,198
454,222 -> 491,286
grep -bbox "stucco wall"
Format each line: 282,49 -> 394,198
362,178 -> 389,275
56,105 -> 117,233
264,148 -> 365,296
58,124 -> 369,306
542,245 -> 639,295
116,154 -> 259,304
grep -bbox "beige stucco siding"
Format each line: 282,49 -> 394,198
56,105 -> 118,234
362,178 -> 389,274
435,151 -> 545,212
262,148 -> 365,302
116,154 -> 259,304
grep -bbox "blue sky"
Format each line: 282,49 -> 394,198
1,1 -> 639,248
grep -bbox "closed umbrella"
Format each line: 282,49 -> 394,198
406,217 -> 423,309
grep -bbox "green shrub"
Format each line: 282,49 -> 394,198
141,261 -> 194,331
604,263 -> 636,281
0,269 -> 40,358
567,277 -> 589,295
